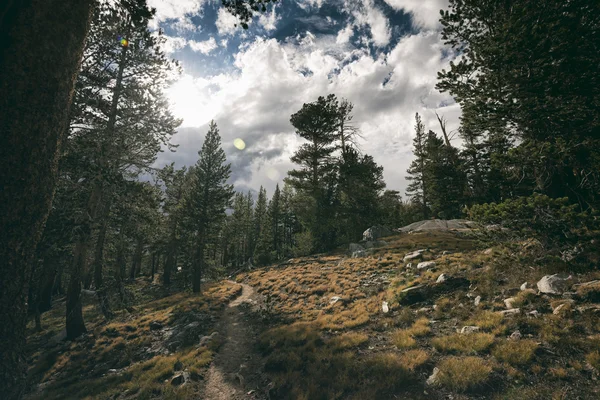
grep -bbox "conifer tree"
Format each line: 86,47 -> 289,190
405,113 -> 429,219
185,121 -> 234,293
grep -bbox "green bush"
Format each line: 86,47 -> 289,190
468,194 -> 595,248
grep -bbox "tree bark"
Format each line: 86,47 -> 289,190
93,199 -> 113,320
130,237 -> 143,280
193,239 -> 205,293
164,234 -> 177,286
115,233 -> 127,306
0,1 -> 93,397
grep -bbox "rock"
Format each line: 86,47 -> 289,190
417,261 -> 436,270
199,331 -> 220,348
553,304 -> 568,315
537,274 -> 572,295
509,330 -> 522,340
426,367 -> 440,386
349,243 -> 364,253
499,308 -> 520,316
417,307 -> 432,313
474,296 -> 482,306
363,240 -> 388,250
460,326 -> 480,334
520,282 -> 528,291
352,250 -> 367,258
330,296 -> 341,305
173,360 -> 183,372
405,263 -> 412,269
398,219 -> 478,233
504,297 -> 517,309
527,310 -> 539,317
436,274 -> 447,283
171,372 -> 189,386
382,301 -> 389,313
398,277 -> 470,305
483,248 -> 493,255
403,250 -> 425,262
149,321 -> 163,330
363,225 -> 393,241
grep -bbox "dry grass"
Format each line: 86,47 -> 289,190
398,349 -> 430,371
329,332 -> 369,351
407,317 -> 431,337
466,310 -> 504,331
586,352 -> 600,371
432,333 -> 495,354
492,340 -> 538,365
434,356 -> 493,392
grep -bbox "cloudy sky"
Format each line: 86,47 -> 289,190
149,0 -> 461,197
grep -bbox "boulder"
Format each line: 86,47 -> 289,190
474,296 -> 482,306
520,282 -> 528,291
509,330 -> 522,341
460,326 -> 480,334
349,243 -> 364,253
398,277 -> 470,305
363,225 -> 393,241
417,261 -> 436,270
537,274 -> 572,295
403,250 -> 425,262
436,274 -> 447,283
499,308 -> 520,316
352,250 -> 366,258
426,367 -> 440,386
504,297 -> 517,309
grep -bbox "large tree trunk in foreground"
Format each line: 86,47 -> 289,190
0,1 -> 93,398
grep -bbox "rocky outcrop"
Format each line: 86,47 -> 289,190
537,274 -> 572,295
363,225 -> 393,241
403,249 -> 425,262
397,219 -> 478,233
398,277 -> 470,305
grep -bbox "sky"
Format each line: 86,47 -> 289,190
148,0 -> 461,197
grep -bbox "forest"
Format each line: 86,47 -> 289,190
1,0 -> 599,399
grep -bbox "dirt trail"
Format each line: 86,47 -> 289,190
202,281 -> 267,400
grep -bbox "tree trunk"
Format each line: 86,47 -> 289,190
130,237 -> 143,280
115,233 -> 127,306
0,1 -> 93,397
164,235 -> 177,286
93,199 -> 113,320
53,263 -> 64,296
193,240 -> 205,293
39,256 -> 58,313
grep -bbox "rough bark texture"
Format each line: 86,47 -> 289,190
0,1 -> 93,398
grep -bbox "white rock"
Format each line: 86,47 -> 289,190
426,367 -> 440,386
474,296 -> 482,306
403,249 -> 425,262
436,274 -> 447,283
330,296 -> 341,305
417,261 -> 436,270
352,250 -> 367,258
405,262 -> 412,269
499,308 -> 520,316
382,301 -> 389,313
483,248 -> 493,255
509,330 -> 522,340
520,282 -> 528,291
527,310 -> 539,317
460,326 -> 480,334
504,297 -> 517,309
537,274 -> 572,295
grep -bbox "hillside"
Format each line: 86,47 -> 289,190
24,225 -> 600,399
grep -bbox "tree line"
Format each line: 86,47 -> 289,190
1,0 -> 598,398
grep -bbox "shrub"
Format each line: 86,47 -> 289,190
434,356 -> 493,392
392,329 -> 416,349
468,194 -> 595,248
466,311 -> 504,331
492,340 -> 538,365
587,352 -> 600,371
399,349 -> 429,371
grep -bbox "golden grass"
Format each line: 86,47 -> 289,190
329,332 -> 369,351
432,333 -> 495,354
586,352 -> 600,371
466,310 -> 504,331
392,329 -> 417,349
407,317 -> 431,337
492,340 -> 538,365
398,349 -> 429,371
434,356 -> 493,392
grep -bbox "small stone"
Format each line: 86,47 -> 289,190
330,296 -> 341,305
417,261 -> 436,270
405,262 -> 412,269
436,274 -> 447,283
426,367 -> 440,386
382,301 -> 389,313
483,248 -> 493,255
504,297 -> 517,309
460,326 -> 480,334
520,282 -> 528,291
474,296 -> 481,306
499,308 -> 520,316
149,321 -> 162,330
527,310 -> 539,317
509,330 -> 522,340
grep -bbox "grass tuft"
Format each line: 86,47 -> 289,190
492,340 -> 538,365
434,356 -> 493,392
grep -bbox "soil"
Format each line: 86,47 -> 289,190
201,281 -> 270,400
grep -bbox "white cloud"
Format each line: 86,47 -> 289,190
161,35 -> 188,55
336,25 -> 354,44
383,0 -> 449,30
216,8 -> 241,36
148,0 -> 206,29
161,30 -> 460,195
349,0 -> 391,47
258,8 -> 280,32
189,37 -> 219,54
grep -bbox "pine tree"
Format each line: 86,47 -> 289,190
184,121 -> 234,293
405,113 -> 429,219
269,184 -> 282,259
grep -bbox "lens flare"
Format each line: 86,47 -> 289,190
233,138 -> 246,150
117,36 -> 128,47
